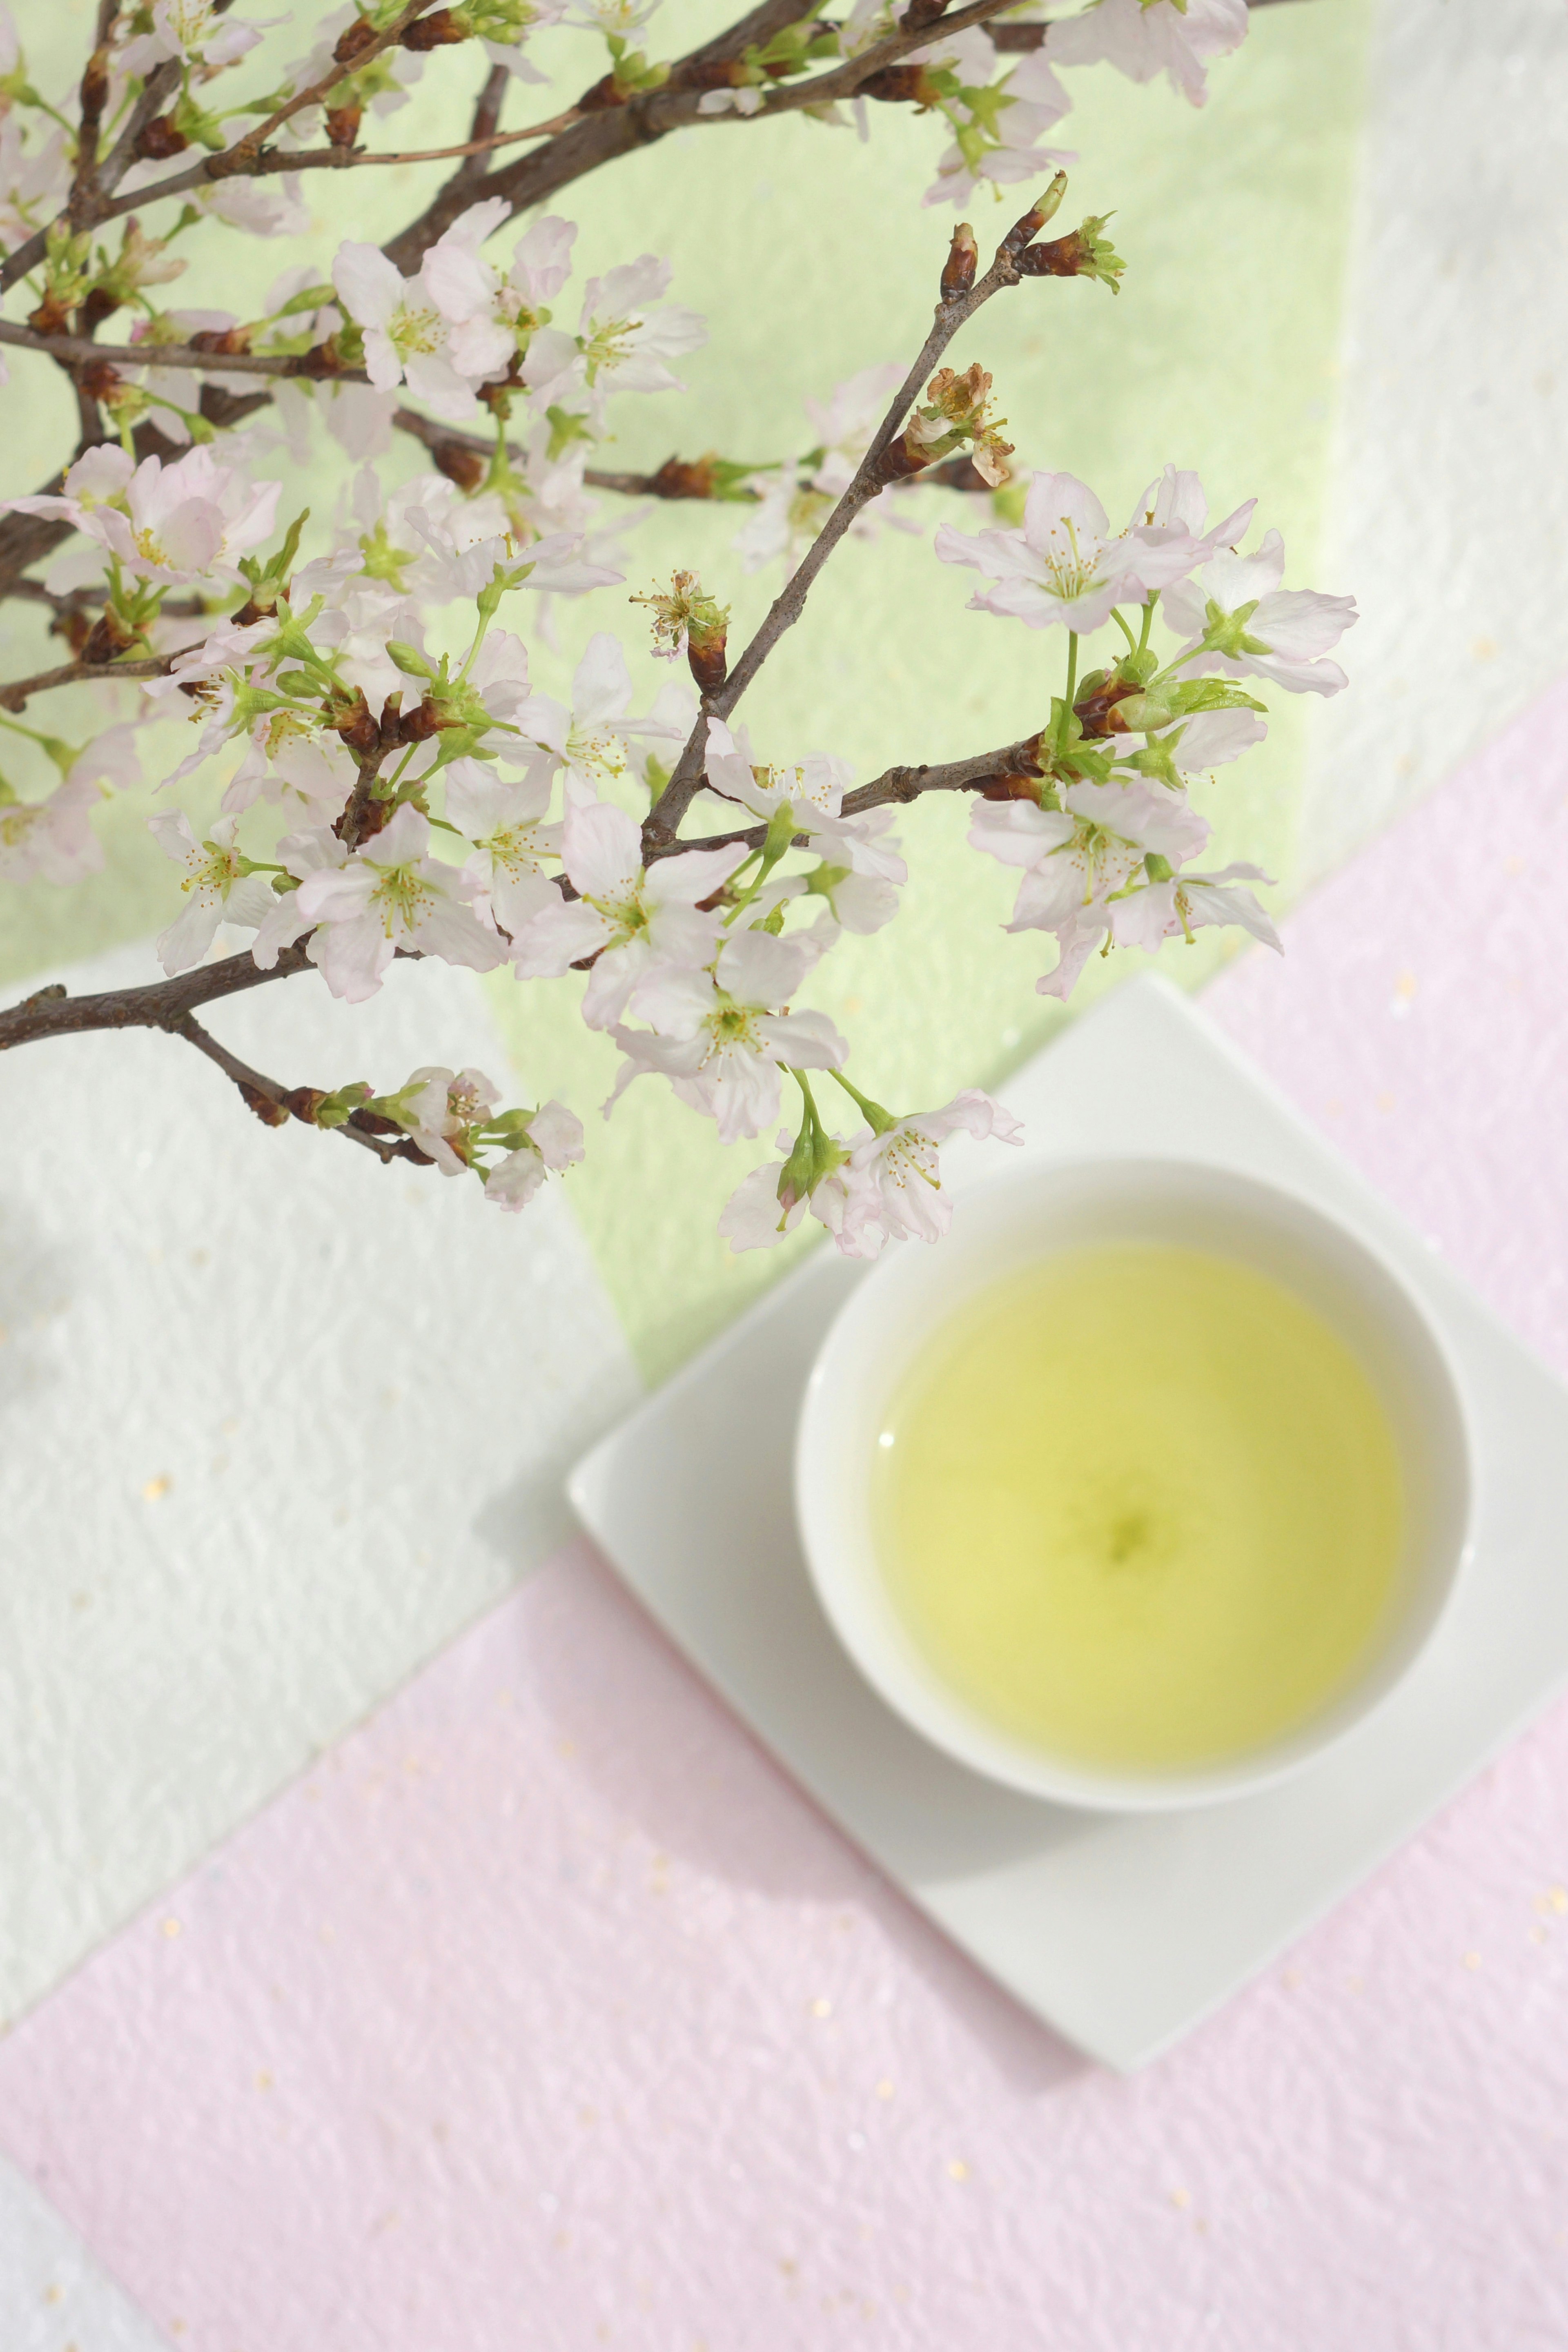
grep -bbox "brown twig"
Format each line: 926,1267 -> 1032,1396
0,319 -> 370,381
644,203 -> 1043,846
0,953 -> 433,1163
0,655 -> 169,711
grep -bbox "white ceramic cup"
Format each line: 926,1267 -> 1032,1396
794,1156 -> 1474,1811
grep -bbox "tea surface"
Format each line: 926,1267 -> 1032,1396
872,1244 -> 1404,1769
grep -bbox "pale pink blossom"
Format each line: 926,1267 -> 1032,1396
1109,860 -> 1281,956
394,1063 -> 501,1175
0,774 -> 102,885
485,1099 -> 585,1210
148,811 -> 278,973
292,804 -> 503,1002
250,827 -> 346,969
424,202 -> 577,379
718,1124 -> 864,1253
608,927 -> 848,1144
330,242 -> 483,420
1047,0 -> 1249,107
510,796 -> 746,1027
969,776 -> 1209,930
445,758 -> 561,937
526,254 -> 706,405
8,445 -> 280,587
934,470 -> 1209,635
922,47 -> 1076,209
704,719 -> 904,883
514,632 -> 687,801
840,1090 -> 1024,1254
1162,530 -> 1358,697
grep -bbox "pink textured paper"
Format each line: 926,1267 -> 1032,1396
8,685 -> 1568,2348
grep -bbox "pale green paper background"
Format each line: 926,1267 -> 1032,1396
1,0 -> 1369,1379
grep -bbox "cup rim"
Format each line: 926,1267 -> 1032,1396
793,1151 -> 1476,1813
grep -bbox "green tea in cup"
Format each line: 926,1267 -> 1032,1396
872,1241 -> 1405,1773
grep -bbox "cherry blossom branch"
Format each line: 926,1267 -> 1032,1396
381,0 -> 1023,272
0,655 -> 170,711
0,0 -> 448,294
390,402 -> 997,500
0,953 -> 434,1163
644,732 -> 1044,862
0,320 -> 372,381
644,203 -> 1045,845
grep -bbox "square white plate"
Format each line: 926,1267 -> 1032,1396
568,976 -> 1568,2070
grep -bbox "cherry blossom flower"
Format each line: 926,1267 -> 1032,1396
1047,0 -> 1249,107
292,804 -> 503,1002
0,774 -> 102,886
514,632 -> 688,801
510,796 -> 746,1027
526,255 -> 706,407
703,719 -> 904,883
424,203 -> 577,380
485,1100 -> 586,1210
718,1123 -> 862,1252
390,1064 -> 501,1174
148,811 -> 279,973
445,757 -> 561,937
608,927 -> 848,1144
121,0 -> 278,73
1162,531 -> 1358,697
1109,860 -> 1281,956
970,775 -> 1209,931
331,243 -> 483,421
923,47 -> 1077,210
934,470 -> 1208,635
7,445 -> 281,587
250,827 -> 347,969
841,1089 -> 1023,1253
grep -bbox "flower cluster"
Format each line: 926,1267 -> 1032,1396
0,0 -> 1334,1251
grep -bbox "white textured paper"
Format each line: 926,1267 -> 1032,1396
1299,0 -> 1568,878
0,944 -> 639,2024
0,2156 -> 169,2351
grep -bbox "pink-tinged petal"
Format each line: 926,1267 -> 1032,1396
1036,906 -> 1111,998
571,632 -> 633,727
705,1047 -> 784,1145
967,800 -> 1072,869
625,963 -> 716,1038
510,214 -> 576,303
1022,469 -> 1111,553
157,497 -> 225,577
487,866 -> 557,938
1169,708 -> 1266,768
509,897 -> 612,978
641,840 -> 748,906
641,901 -> 723,969
331,241 -> 403,330
1007,858 -> 1089,933
580,935 -> 652,1030
527,1098 -> 584,1169
365,802 -> 431,867
155,890 -> 223,976
718,1160 -> 806,1253
410,892 -> 506,971
754,1007 -> 849,1069
448,314 -> 516,378
1200,529 -> 1287,611
147,808 -> 199,866
317,909 -> 397,1002
1248,587 -> 1358,661
560,795 -> 640,898
294,862 -> 376,922
423,239 -> 496,322
715,924 -> 814,1008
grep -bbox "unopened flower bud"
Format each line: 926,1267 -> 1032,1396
332,14 -> 378,63
941,222 -> 978,303
1000,172 -> 1068,258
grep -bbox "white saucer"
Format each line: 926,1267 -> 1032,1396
568,976 -> 1568,2070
